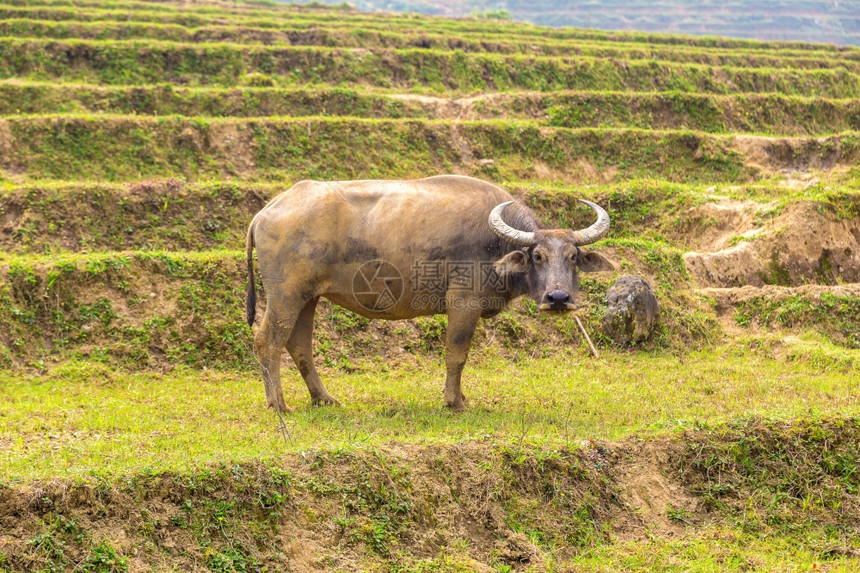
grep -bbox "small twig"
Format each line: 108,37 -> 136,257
516,411 -> 534,449
574,315 -> 599,358
258,361 -> 291,445
274,407 -> 291,445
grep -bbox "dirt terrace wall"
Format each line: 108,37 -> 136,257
1,417 -> 858,571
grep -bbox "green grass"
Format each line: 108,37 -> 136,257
0,249 -> 254,369
734,291 -> 860,348
1,346 -> 858,483
570,531 -> 860,572
0,1 -> 858,569
5,116 -> 850,187
0,179 -> 263,254
4,410 -> 858,571
1,82 -> 858,136
1,38 -> 858,96
2,177 -> 856,253
0,82 -> 425,119
3,17 -> 859,73
6,115 -> 793,183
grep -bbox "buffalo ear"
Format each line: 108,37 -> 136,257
494,250 -> 530,275
577,249 -> 615,272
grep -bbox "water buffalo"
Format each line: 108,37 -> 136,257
246,175 -> 612,412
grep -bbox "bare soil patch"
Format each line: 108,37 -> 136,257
0,118 -> 19,178
680,199 -> 860,287
732,135 -> 851,174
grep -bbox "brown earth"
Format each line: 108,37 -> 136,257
2,419 -> 858,571
732,135 -> 848,174
678,198 -> 860,287
0,118 -> 18,178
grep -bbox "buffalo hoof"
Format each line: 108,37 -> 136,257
446,395 -> 467,412
267,401 -> 294,414
311,395 -> 341,407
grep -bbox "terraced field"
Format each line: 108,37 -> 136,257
1,1 -> 859,571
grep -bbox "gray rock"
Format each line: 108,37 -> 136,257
603,275 -> 660,344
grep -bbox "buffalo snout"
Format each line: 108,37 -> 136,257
540,290 -> 575,311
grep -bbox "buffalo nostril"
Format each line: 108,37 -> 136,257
548,290 -> 570,305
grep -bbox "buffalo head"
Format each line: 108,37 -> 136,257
490,200 -> 613,311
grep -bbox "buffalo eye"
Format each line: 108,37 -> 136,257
533,252 -> 543,263
570,253 -> 577,262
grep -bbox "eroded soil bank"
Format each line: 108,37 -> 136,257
2,417 -> 858,571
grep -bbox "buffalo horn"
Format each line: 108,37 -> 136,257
488,201 -> 536,247
570,199 -> 610,246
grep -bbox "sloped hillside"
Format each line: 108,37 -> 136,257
0,1 -> 859,571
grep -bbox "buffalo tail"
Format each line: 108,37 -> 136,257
246,221 -> 256,327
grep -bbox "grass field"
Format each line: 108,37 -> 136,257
3,346 -> 860,482
0,0 -> 859,571
3,83 -> 859,136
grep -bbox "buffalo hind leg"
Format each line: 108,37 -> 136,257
254,309 -> 298,413
444,305 -> 481,412
286,297 -> 339,406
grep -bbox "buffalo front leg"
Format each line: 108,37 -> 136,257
444,305 -> 481,412
285,298 -> 339,406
